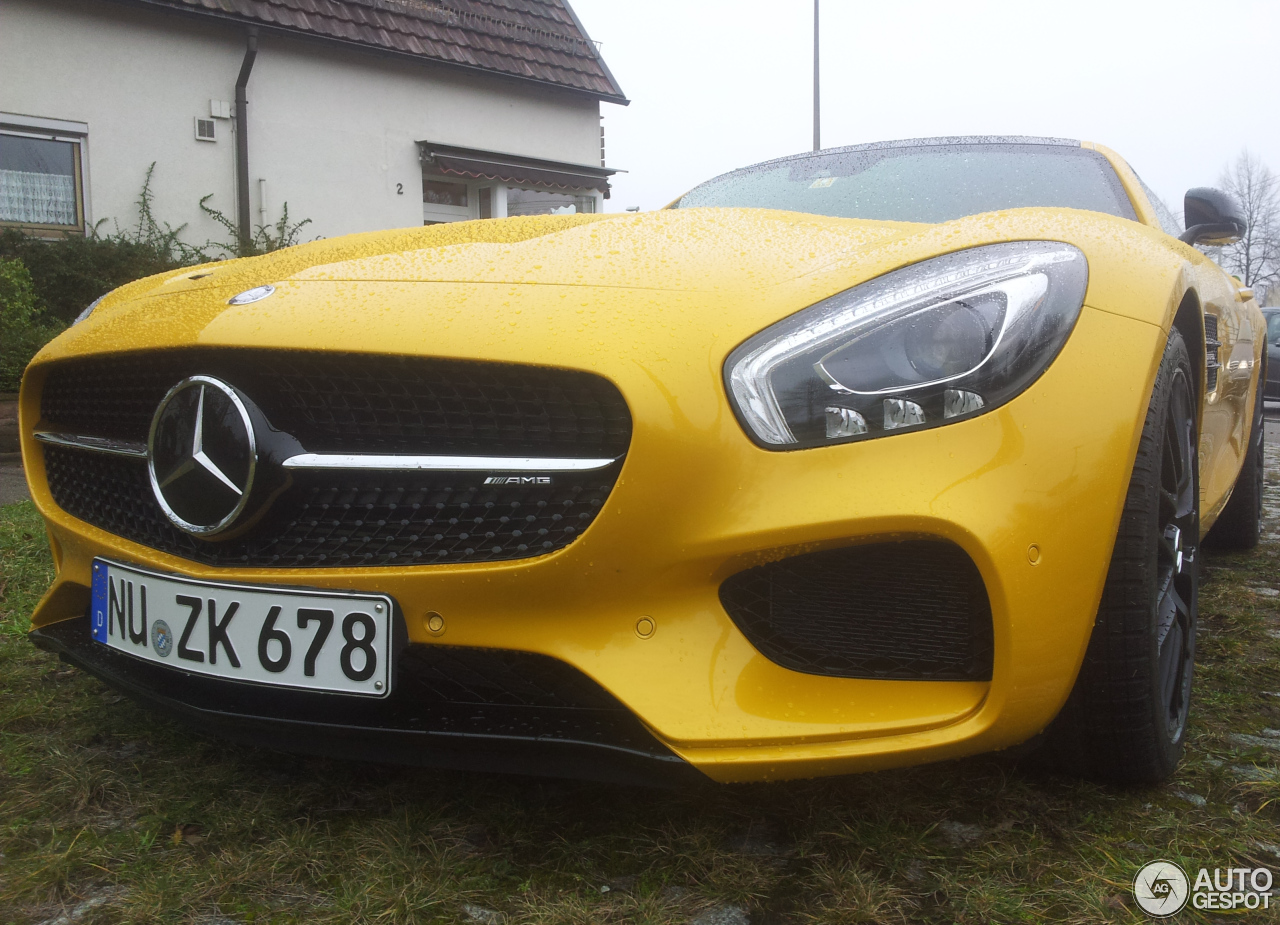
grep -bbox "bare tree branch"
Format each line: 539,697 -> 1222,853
1206,149 -> 1280,301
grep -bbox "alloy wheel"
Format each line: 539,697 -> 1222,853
1156,367 -> 1198,742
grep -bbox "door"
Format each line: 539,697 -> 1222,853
1199,271 -> 1261,520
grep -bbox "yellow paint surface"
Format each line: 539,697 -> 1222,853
19,193 -> 1264,781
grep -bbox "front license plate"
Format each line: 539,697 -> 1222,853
90,559 -> 393,697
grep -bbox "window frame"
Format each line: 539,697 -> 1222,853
0,113 -> 89,236
505,186 -> 598,217
421,172 -> 477,224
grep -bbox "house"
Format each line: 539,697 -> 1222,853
0,0 -> 626,248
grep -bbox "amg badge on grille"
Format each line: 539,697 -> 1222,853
147,376 -> 258,537
484,476 -> 552,485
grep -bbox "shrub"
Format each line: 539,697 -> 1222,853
199,195 -> 313,258
0,257 -> 65,392
0,162 -> 314,327
0,228 -> 185,327
0,163 -> 201,326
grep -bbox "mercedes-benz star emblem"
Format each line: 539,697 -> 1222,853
148,376 -> 258,536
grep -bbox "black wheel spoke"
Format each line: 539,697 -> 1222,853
1157,578 -> 1187,647
1158,621 -> 1185,715
1154,367 -> 1197,741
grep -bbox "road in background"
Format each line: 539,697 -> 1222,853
0,460 -> 28,506
0,394 -> 26,505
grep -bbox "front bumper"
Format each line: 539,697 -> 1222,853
30,615 -> 702,787
22,305 -> 1165,782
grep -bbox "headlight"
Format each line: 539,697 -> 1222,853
72,293 -> 108,326
725,241 -> 1088,448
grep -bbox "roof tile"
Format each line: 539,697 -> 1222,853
127,0 -> 624,99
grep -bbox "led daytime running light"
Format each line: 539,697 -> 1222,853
725,241 -> 1088,448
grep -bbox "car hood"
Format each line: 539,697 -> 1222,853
36,205 -> 1177,369
137,209 -> 923,294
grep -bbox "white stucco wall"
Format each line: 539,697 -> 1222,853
1,0 -> 604,244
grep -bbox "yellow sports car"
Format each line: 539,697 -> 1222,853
19,136 -> 1265,785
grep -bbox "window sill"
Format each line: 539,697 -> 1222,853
0,220 -> 85,238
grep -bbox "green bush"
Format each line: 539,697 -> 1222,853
0,162 -> 314,327
0,257 -> 65,392
0,228 -> 184,327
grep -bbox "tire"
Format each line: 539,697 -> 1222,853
1203,369 -> 1266,550
1044,328 -> 1199,783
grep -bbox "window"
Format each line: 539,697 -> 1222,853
424,180 -> 467,207
1266,311 -> 1280,345
1134,172 -> 1183,237
506,187 -> 596,217
0,130 -> 84,231
422,176 -> 474,224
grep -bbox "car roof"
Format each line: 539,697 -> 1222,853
811,135 -> 1079,153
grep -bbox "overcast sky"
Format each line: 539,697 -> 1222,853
571,0 -> 1280,215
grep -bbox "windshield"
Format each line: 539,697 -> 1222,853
675,143 -> 1139,224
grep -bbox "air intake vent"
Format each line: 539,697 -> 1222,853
194,118 -> 216,142
1205,313 -> 1221,392
719,540 -> 994,681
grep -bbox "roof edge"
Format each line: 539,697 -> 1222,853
99,0 -> 631,105
557,0 -> 627,105
419,141 -> 618,178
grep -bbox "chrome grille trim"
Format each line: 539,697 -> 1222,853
34,432 -> 148,459
281,453 -> 619,472
36,432 -> 619,473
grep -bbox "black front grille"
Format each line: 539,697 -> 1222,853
41,350 -> 631,456
44,444 -> 618,567
399,645 -> 630,713
719,541 -> 994,681
38,350 -> 630,567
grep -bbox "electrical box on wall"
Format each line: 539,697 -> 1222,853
210,99 -> 233,119
194,118 -> 217,141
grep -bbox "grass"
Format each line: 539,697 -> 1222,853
2,458 -> 1279,924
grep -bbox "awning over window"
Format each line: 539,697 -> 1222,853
419,142 -> 617,197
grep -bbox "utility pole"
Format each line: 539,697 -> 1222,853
813,0 -> 820,151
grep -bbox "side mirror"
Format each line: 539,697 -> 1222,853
1179,187 -> 1246,245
